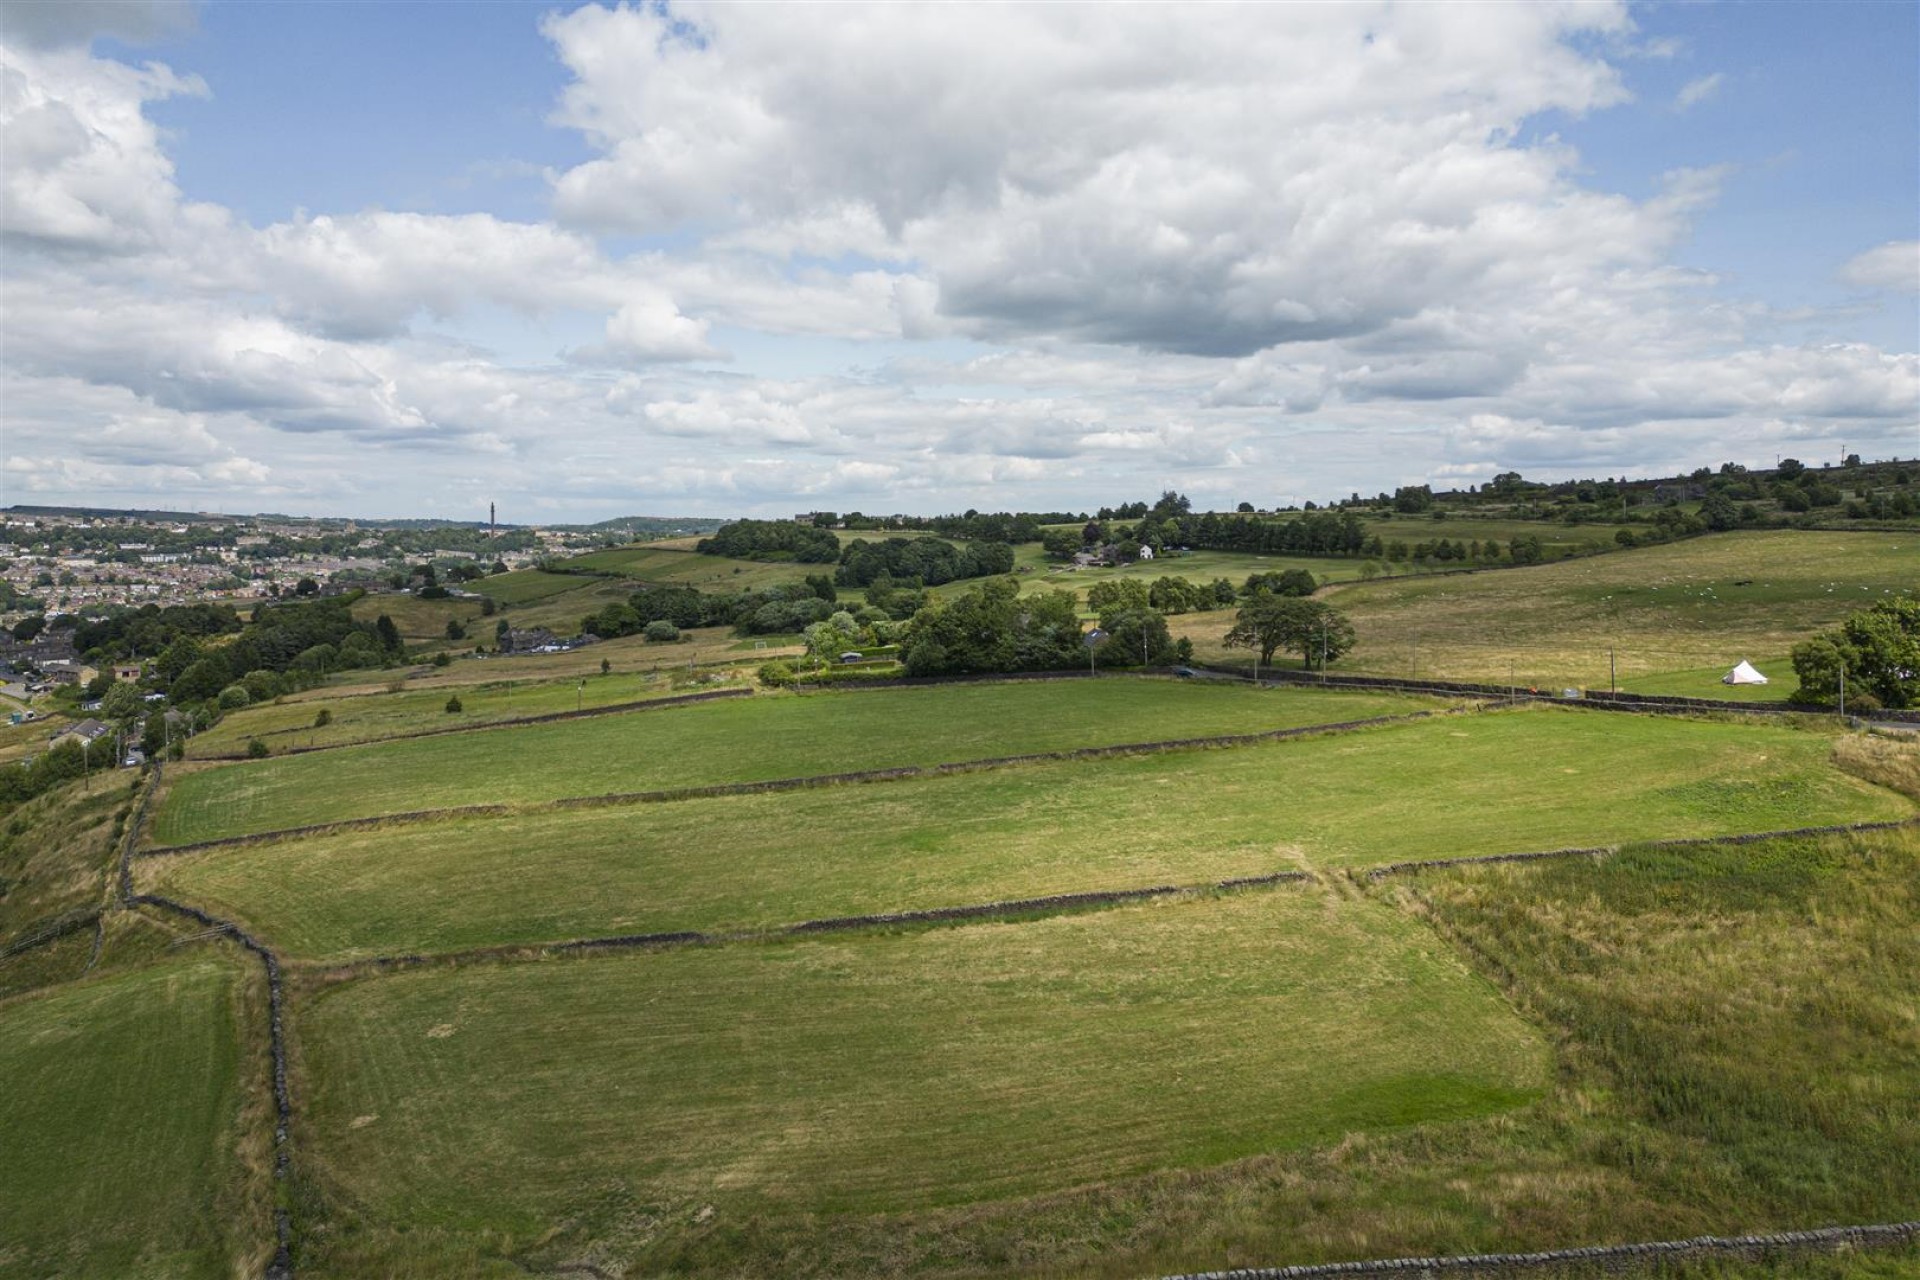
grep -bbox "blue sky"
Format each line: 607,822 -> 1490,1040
4,1 -> 1915,520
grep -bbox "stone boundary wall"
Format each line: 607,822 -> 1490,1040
190,687 -> 752,761
1161,1219 -> 1920,1280
127,891 -> 295,1280
141,711 -> 1442,859
1365,818 -> 1920,879
328,870 -> 1320,973
1200,665 -> 1920,725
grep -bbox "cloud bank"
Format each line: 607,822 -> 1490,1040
1,2 -> 1913,518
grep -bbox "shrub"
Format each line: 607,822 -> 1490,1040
246,738 -> 269,758
757,660 -> 796,688
313,708 -> 333,728
445,695 -> 464,714
217,685 -> 251,710
432,652 -> 452,667
644,620 -> 681,643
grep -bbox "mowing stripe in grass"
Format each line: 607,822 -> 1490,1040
191,686 -> 753,760
1364,816 -> 1920,878
141,709 -> 1451,857
1162,1220 -> 1920,1280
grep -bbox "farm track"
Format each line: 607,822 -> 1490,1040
140,708 -> 1456,857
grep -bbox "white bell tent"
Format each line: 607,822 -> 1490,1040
1722,660 -> 1769,686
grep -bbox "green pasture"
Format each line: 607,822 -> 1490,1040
561,543 -> 817,591
531,826 -> 1915,1280
295,891 -> 1546,1254
184,669 -> 745,757
145,709 -> 1910,959
1358,513 -> 1636,554
150,681 -> 1433,845
0,956 -> 258,1278
348,592 -> 489,643
1181,530 -> 1916,692
999,546 -> 1366,611
467,569 -> 593,605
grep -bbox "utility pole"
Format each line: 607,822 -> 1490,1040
1839,665 -> 1846,721
1609,648 -> 1616,695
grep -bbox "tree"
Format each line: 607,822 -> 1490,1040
445,695 -> 464,714
1041,529 -> 1082,561
1224,595 -> 1355,669
1791,597 -> 1920,709
1095,608 -> 1175,668
1236,501 -> 1255,513
99,681 -> 146,728
446,619 -> 467,641
1086,578 -> 1150,620
1776,458 -> 1805,479
11,615 -> 44,643
294,577 -> 319,596
375,614 -> 403,654
644,619 -> 680,642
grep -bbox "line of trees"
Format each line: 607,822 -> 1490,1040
835,537 -> 1015,587
696,520 -> 841,563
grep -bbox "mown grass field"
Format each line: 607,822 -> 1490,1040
467,568 -> 594,605
563,543 -> 821,591
290,827 -> 1919,1279
348,591 -> 490,643
144,708 -> 1910,959
0,955 -> 261,1279
295,890 -> 1547,1259
184,668 -> 746,757
150,681 -> 1434,844
1178,530 -> 1916,693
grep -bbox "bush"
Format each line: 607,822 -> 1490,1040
217,685 -> 251,710
644,620 -> 681,643
445,695 -> 463,714
432,652 -> 452,667
757,660 -> 796,688
313,708 -> 333,728
246,738 -> 269,758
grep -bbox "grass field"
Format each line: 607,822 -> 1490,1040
290,826 -> 1920,1278
562,543 -> 820,591
1178,530 -> 1916,693
1003,544 -> 1366,610
349,592 -> 490,643
184,669 -> 746,757
467,569 -> 595,605
150,681 -> 1435,844
294,890 -> 1547,1268
0,955 -> 260,1278
144,709 -> 1910,959
1359,513 -> 1637,554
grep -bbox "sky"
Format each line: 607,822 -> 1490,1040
1,1 -> 1915,522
